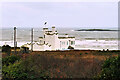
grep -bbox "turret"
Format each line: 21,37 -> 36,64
43,28 -> 48,34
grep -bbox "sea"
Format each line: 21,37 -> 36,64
0,27 -> 119,50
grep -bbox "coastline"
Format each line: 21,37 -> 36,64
75,29 -> 118,31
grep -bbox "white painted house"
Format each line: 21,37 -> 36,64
24,26 -> 75,51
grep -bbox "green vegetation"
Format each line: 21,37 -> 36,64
2,55 -> 25,80
20,46 -> 29,53
2,55 -> 47,80
80,53 -> 82,55
2,55 -> 20,66
2,45 -> 11,55
85,53 -> 88,54
96,55 -> 120,79
68,46 -> 74,49
2,61 -> 28,80
0,55 -> 2,80
2,49 -> 120,79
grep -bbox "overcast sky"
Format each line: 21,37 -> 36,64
1,2 -> 118,29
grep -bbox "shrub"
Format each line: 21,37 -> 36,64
2,61 -> 28,80
2,45 -> 11,55
20,46 -> 29,53
85,53 -> 88,54
96,55 -> 120,79
20,55 -> 51,79
2,55 -> 20,66
80,53 -> 82,55
68,46 -> 74,49
2,55 -> 46,80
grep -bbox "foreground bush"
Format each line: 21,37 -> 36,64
2,45 -> 11,55
2,55 -> 49,80
2,55 -> 26,80
2,61 -> 27,80
2,55 -> 20,66
96,55 -> 120,79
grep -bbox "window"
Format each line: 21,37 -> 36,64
62,41 -> 65,45
67,41 -> 68,45
40,40 -> 41,43
71,41 -> 74,45
44,35 -> 45,38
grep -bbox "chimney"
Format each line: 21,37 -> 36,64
52,26 -> 56,33
65,34 -> 68,37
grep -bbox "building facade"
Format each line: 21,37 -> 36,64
24,26 -> 75,51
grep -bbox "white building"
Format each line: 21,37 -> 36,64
24,26 -> 75,51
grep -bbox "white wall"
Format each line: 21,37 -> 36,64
44,45 -> 52,51
24,43 -> 51,51
39,38 -> 44,44
33,44 -> 44,51
59,38 -> 75,50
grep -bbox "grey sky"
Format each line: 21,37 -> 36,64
1,2 -> 118,28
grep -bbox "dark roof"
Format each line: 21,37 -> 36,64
52,26 -> 55,28
45,33 -> 58,35
43,28 -> 48,29
68,37 -> 75,38
35,43 -> 44,45
58,37 -> 75,39
39,37 -> 43,38
45,33 -> 54,35
11,47 -> 20,49
46,31 -> 52,32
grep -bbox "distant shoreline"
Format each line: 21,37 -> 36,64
75,29 -> 118,31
